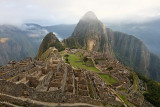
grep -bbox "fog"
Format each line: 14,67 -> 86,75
0,0 -> 160,25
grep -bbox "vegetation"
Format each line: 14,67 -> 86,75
118,94 -> 134,107
64,54 -> 70,63
128,74 -> 134,84
83,56 -> 88,63
38,49 -> 53,61
36,32 -> 65,58
119,88 -> 127,92
64,54 -> 69,58
65,54 -> 100,72
60,50 -> 100,72
127,71 -> 139,90
136,72 -> 160,107
88,84 -> 94,98
107,67 -> 113,71
65,58 -> 69,64
98,74 -> 117,84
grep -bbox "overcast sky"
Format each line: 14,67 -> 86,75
0,0 -> 160,26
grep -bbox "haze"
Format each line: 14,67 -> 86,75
0,0 -> 160,25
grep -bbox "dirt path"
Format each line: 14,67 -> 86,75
0,93 -> 99,107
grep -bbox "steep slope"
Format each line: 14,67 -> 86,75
107,28 -> 160,82
36,32 -> 64,58
106,19 -> 160,56
148,53 -> 160,81
0,25 -> 36,65
0,24 -> 48,65
63,11 -> 113,58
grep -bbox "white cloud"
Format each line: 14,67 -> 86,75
0,0 -> 160,25
53,32 -> 63,41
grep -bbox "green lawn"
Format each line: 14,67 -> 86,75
66,54 -> 100,72
119,88 -> 127,92
98,74 -> 117,84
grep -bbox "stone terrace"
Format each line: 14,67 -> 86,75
0,49 -> 124,106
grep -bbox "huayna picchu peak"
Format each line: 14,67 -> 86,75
63,11 -> 113,58
81,11 -> 98,21
0,11 -> 160,107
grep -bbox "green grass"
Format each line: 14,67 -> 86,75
75,51 -> 83,57
131,71 -> 139,91
119,88 -> 127,92
59,50 -> 65,55
118,94 -> 135,107
39,49 -> 52,61
98,74 -> 117,84
65,54 -> 100,72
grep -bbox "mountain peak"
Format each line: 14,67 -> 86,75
81,11 -> 98,21
36,32 -> 64,59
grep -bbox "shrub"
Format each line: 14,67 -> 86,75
107,67 -> 113,70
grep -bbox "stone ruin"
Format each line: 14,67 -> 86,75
0,48 -> 153,107
0,50 -> 124,106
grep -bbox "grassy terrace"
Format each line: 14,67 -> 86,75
39,49 -> 53,61
98,74 -> 117,85
130,71 -> 139,91
118,94 -> 135,107
60,51 -> 118,85
66,54 -> 100,72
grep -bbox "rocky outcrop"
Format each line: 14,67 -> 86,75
63,11 -> 113,58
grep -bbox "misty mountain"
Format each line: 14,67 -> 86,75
106,19 -> 160,57
0,24 -> 48,65
0,23 -> 75,65
1,19 -> 160,78
44,19 -> 160,57
44,24 -> 76,39
63,11 -> 113,58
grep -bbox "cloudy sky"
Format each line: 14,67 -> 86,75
0,0 -> 160,25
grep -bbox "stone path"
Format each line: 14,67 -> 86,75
0,93 -> 99,107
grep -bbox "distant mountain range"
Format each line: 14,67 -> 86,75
45,20 -> 160,57
106,20 -> 160,57
0,24 -> 47,65
0,15 -> 160,82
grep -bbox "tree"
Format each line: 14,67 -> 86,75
64,54 -> 69,58
83,56 -> 88,63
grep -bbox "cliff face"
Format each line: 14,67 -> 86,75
107,28 -> 160,82
36,32 -> 64,58
148,53 -> 160,81
63,11 -> 113,58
